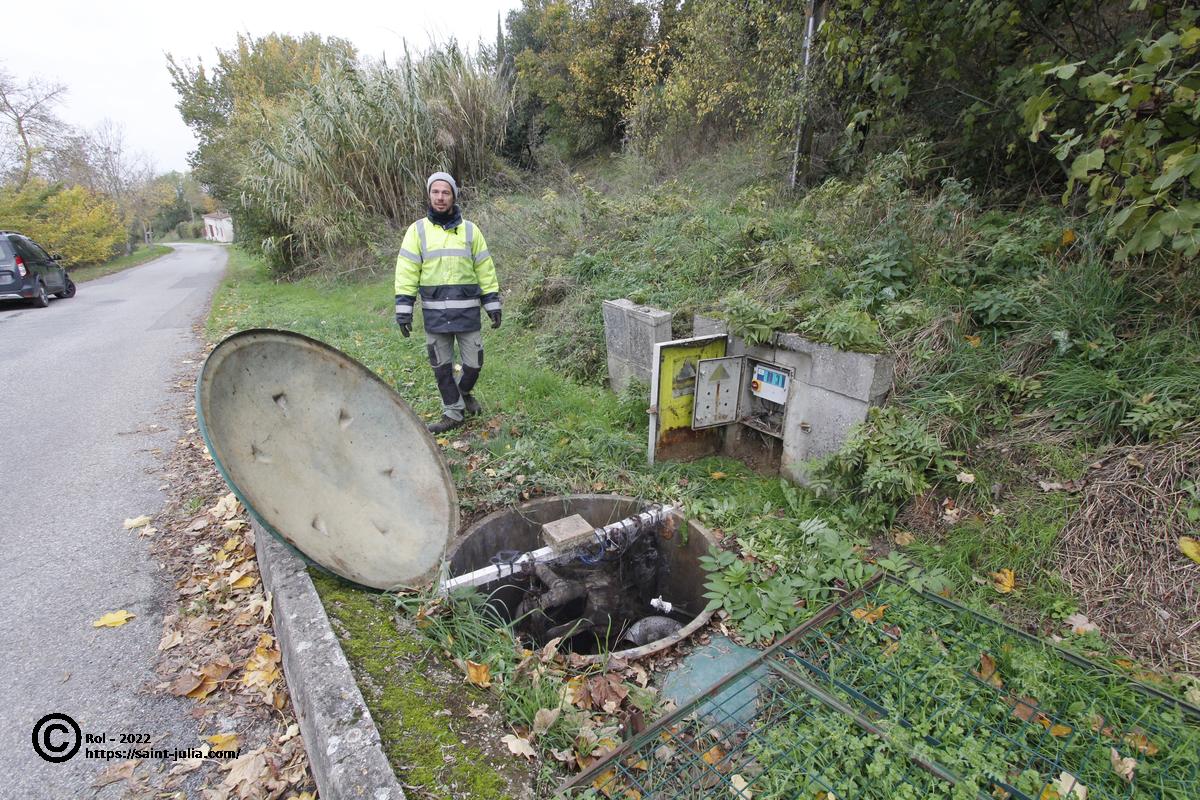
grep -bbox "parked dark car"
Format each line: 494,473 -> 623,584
0,231 -> 76,307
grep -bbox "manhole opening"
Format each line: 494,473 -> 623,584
448,495 -> 715,661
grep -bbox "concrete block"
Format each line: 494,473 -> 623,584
542,514 -> 596,553
781,387 -> 871,483
254,522 -> 406,800
692,313 -> 728,337
773,332 -> 894,403
603,299 -> 672,393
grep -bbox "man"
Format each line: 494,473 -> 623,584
395,172 -> 502,434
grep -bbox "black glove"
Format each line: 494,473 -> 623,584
487,309 -> 502,329
396,316 -> 412,337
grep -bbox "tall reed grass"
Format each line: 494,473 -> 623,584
243,44 -> 512,266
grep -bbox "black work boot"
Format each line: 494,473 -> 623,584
427,415 -> 464,434
462,393 -> 482,417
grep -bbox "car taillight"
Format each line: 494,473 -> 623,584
15,256 -> 26,277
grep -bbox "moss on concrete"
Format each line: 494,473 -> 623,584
311,570 -> 522,799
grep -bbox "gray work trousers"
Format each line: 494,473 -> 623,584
425,329 -> 483,421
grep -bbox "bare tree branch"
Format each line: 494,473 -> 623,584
0,66 -> 67,186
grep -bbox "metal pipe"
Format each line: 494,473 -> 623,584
438,504 -> 678,594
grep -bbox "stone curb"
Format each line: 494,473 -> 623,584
254,522 -> 406,800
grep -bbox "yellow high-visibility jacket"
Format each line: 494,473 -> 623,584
394,217 -> 500,333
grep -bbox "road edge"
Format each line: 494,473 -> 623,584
254,521 -> 406,800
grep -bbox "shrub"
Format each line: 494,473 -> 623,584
809,407 -> 954,530
0,181 -> 123,265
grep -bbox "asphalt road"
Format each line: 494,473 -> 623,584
0,244 -> 227,797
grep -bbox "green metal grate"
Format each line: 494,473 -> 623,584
560,575 -> 1200,799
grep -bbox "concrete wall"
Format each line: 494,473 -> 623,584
693,315 -> 894,484
602,299 -> 673,393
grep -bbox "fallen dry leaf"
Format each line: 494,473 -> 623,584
1179,536 -> 1200,565
1109,748 -> 1137,782
200,658 -> 236,683
730,773 -> 753,797
158,629 -> 184,651
893,530 -> 915,546
532,707 -> 560,739
1123,730 -> 1159,756
93,610 -> 135,628
93,759 -> 138,787
1053,771 -> 1086,799
973,653 -> 1004,689
991,568 -> 1016,594
230,574 -> 257,590
957,471 -> 976,484
701,744 -> 726,766
850,604 -> 888,624
186,676 -> 218,701
1064,613 -> 1099,635
1009,696 -> 1042,723
223,748 -> 268,792
466,704 -> 489,720
123,515 -> 152,530
170,672 -> 204,697
1038,479 -> 1083,493
207,732 -> 239,749
710,471 -> 727,480
965,334 -> 981,348
465,660 -> 492,688
501,733 -> 537,759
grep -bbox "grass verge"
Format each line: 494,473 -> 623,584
71,244 -> 174,282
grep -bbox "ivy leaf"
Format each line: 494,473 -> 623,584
1045,61 -> 1084,80
1069,149 -> 1105,179
1023,90 -> 1057,142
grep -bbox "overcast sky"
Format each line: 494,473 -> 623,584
5,0 -> 520,173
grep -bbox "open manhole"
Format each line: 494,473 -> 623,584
198,331 -> 714,662
450,495 -> 715,663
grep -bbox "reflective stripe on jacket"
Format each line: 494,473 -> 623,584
394,218 -> 500,333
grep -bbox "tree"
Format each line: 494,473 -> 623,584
0,66 -> 67,187
167,33 -> 358,264
0,181 -> 123,265
167,33 -> 357,204
507,0 -> 653,154
88,120 -> 157,252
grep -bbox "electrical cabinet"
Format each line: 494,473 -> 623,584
694,355 -> 792,438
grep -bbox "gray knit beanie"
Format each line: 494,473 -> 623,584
426,171 -> 458,199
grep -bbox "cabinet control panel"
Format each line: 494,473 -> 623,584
750,363 -> 790,404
